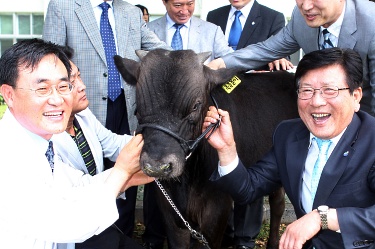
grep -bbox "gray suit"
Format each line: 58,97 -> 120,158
221,0 -> 375,116
43,0 -> 169,132
148,15 -> 233,62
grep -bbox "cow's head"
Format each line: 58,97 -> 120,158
114,49 -> 237,179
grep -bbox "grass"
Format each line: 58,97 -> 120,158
0,104 -> 6,120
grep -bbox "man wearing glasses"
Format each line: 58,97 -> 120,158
203,48 -> 375,248
0,39 -> 153,249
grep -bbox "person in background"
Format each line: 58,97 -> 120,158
207,0 -> 292,72
147,0 -> 233,63
43,0 -> 170,237
53,46 -> 142,249
0,38 -> 153,249
208,0 -> 375,117
136,4 -> 150,23
207,1 -> 290,248
204,48 -> 375,249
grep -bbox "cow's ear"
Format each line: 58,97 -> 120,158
203,66 -> 240,86
135,50 -> 149,60
197,52 -> 211,64
114,55 -> 139,85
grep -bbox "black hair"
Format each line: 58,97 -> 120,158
135,4 -> 149,15
295,48 -> 363,93
0,38 -> 71,88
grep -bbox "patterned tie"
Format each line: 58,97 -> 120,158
71,120 -> 97,176
311,138 -> 332,201
320,29 -> 334,50
45,140 -> 54,172
171,23 -> 183,50
99,2 -> 122,101
228,10 -> 242,50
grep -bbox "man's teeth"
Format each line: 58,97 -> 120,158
44,112 -> 62,116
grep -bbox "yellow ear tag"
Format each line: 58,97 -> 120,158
222,75 -> 241,93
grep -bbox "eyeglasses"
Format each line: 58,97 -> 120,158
17,82 -> 74,97
297,86 -> 350,100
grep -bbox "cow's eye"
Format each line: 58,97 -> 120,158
192,101 -> 201,112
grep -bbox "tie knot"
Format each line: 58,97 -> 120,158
99,2 -> 110,12
234,10 -> 242,19
314,137 -> 331,152
174,23 -> 183,31
322,29 -> 329,36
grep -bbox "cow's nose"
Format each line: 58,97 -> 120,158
142,162 -> 172,177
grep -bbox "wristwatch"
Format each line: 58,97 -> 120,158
317,205 -> 329,230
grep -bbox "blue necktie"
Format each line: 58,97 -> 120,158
171,23 -> 183,50
99,2 -> 122,101
45,140 -> 54,172
320,29 -> 334,50
311,138 -> 332,201
228,11 -> 242,50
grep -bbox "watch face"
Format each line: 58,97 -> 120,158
318,205 -> 329,212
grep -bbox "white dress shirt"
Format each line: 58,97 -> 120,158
0,109 -> 119,249
224,1 -> 255,42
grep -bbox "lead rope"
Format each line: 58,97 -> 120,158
154,179 -> 211,249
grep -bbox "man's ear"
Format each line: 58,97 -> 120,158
0,84 -> 14,108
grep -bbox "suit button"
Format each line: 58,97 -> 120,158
102,97 -> 107,100
103,72 -> 108,77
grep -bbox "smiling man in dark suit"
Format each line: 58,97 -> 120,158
204,48 -> 375,249
207,0 -> 293,72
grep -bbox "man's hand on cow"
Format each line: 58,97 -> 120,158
121,171 -> 154,192
207,58 -> 227,70
114,134 -> 144,178
279,210 -> 321,249
268,58 -> 294,71
203,106 -> 237,166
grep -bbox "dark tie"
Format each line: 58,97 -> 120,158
171,23 -> 183,50
45,140 -> 54,172
320,29 -> 334,50
99,2 -> 122,101
228,10 -> 242,50
72,120 -> 97,176
311,138 -> 332,201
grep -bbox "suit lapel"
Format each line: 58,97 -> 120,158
313,114 -> 360,208
238,1 -> 260,49
156,15 -> 168,43
217,6 -> 231,33
113,0 -> 129,57
75,0 -> 107,64
337,0 -> 356,49
286,125 -> 311,212
187,17 -> 201,50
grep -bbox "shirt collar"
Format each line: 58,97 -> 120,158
166,13 -> 191,30
90,0 -> 114,9
309,127 -> 347,149
229,0 -> 254,20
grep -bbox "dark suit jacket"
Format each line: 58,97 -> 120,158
206,1 -> 285,50
211,111 -> 375,248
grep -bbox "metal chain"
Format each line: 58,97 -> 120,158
154,179 -> 211,249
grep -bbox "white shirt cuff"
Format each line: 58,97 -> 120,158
218,155 -> 239,177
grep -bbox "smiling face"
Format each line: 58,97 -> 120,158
229,0 -> 252,9
70,61 -> 89,115
3,54 -> 73,140
296,0 -> 345,28
163,0 -> 195,24
297,64 -> 362,139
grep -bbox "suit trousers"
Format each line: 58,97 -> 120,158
142,181 -> 167,244
104,90 -> 137,237
75,225 -> 143,249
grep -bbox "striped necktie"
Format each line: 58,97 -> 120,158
99,2 -> 122,101
320,29 -> 334,50
71,120 -> 97,176
171,23 -> 183,50
311,138 -> 332,201
45,140 -> 54,172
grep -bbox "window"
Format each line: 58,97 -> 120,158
0,13 -> 44,55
